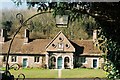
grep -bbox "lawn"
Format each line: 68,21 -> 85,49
62,68 -> 106,78
9,68 -> 106,78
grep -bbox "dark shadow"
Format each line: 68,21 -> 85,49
5,37 -> 11,42
70,41 -> 84,56
28,38 -> 35,43
70,40 -> 85,68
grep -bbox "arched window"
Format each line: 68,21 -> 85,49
51,57 -> 56,62
50,56 -> 56,69
64,57 -> 69,63
64,57 -> 70,69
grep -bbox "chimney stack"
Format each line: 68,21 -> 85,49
93,29 -> 97,42
93,29 -> 98,46
0,29 -> 7,43
24,29 -> 29,44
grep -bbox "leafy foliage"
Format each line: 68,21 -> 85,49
10,1 -> 120,79
26,2 -> 120,79
1,8 -> 96,39
1,21 -> 13,31
97,24 -> 120,79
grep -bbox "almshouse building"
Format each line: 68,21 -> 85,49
0,29 -> 104,69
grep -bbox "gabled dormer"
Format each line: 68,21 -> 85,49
46,31 -> 75,52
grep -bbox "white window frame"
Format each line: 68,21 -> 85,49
22,56 -> 28,68
34,56 -> 40,63
11,56 -> 17,63
91,58 -> 99,68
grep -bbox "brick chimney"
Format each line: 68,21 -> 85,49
93,29 -> 97,42
93,29 -> 98,46
24,29 -> 29,44
0,29 -> 7,43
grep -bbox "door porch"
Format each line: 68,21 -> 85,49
48,53 -> 73,69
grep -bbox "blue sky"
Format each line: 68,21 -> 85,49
0,0 -> 27,25
0,0 -> 27,10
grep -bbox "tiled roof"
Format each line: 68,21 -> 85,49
0,38 -> 51,54
0,38 -> 102,55
71,40 -> 102,56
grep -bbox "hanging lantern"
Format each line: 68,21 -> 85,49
56,15 -> 69,27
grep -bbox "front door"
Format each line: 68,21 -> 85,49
93,59 -> 97,68
23,58 -> 27,68
57,57 -> 62,69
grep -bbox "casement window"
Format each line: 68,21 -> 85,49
34,56 -> 40,63
92,58 -> 99,68
11,56 -> 17,62
51,57 -> 56,62
3,56 -> 7,62
80,57 -> 87,64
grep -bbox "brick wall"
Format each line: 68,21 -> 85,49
81,57 -> 104,68
0,55 -> 45,68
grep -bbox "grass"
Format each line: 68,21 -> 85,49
8,68 -> 106,78
10,68 -> 58,78
62,68 -> 106,78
